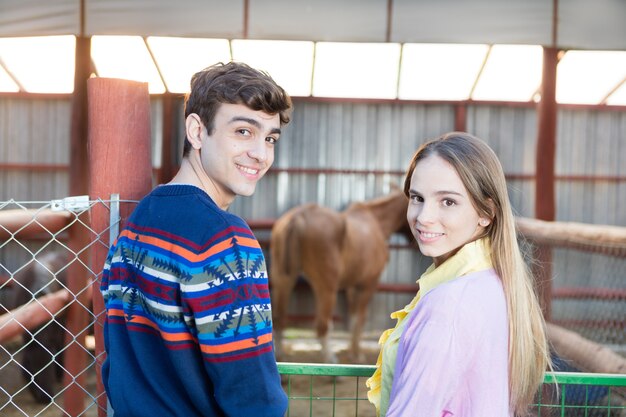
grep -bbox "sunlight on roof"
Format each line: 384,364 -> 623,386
232,39 -> 314,97
313,42 -> 401,99
472,45 -> 543,102
92,36 -> 165,94
557,50 -> 626,104
1,35 -> 626,106
0,63 -> 19,92
147,37 -> 231,93
606,81 -> 626,105
399,43 -> 489,101
0,36 -> 75,93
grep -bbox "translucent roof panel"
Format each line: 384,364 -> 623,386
471,44 -> 543,102
231,39 -> 314,97
0,63 -> 19,92
0,36 -> 75,93
312,42 -> 401,99
92,36 -> 165,94
399,43 -> 489,101
147,37 -> 231,94
557,50 -> 626,104
606,81 -> 626,106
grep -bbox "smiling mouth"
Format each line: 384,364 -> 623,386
419,231 -> 444,239
237,164 -> 260,175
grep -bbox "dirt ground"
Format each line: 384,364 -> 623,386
0,329 -> 381,417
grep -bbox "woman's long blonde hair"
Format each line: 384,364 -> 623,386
403,132 -> 551,416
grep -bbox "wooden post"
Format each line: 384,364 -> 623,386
534,46 -> 558,320
88,78 -> 152,416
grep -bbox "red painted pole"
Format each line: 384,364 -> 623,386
454,103 -> 467,132
0,209 -> 72,240
0,289 -> 72,344
88,78 -> 153,416
63,32 -> 91,417
534,46 -> 559,320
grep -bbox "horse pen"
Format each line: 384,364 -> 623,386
1,77 -> 626,417
2,199 -> 626,417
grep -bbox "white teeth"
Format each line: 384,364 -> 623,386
421,231 -> 443,238
238,165 -> 258,175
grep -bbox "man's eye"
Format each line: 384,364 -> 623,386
266,137 -> 278,144
237,128 -> 251,136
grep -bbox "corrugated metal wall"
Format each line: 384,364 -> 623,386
0,98 -> 70,201
1,96 -> 624,331
0,97 -> 164,202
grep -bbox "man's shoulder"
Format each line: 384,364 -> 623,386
127,192 -> 253,252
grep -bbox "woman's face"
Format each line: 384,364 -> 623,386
406,154 -> 489,267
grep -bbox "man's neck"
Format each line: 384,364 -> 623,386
169,157 -> 233,210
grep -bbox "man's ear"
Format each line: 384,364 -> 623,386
185,113 -> 204,150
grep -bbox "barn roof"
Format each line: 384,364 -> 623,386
1,0 -> 625,49
0,0 -> 625,104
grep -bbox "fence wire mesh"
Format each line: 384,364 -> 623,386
1,198 -> 625,417
0,197 -> 130,417
551,247 -> 626,350
278,363 -> 626,417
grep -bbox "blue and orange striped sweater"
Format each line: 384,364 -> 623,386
101,184 -> 287,417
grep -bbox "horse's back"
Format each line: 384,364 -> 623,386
271,203 -> 346,284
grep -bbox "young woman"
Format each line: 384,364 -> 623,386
367,132 -> 551,417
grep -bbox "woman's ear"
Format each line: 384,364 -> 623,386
185,113 -> 204,150
481,198 -> 496,226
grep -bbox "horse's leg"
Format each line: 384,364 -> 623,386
311,283 -> 339,363
270,272 -> 297,361
348,285 -> 377,363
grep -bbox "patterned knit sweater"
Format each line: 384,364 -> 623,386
101,184 -> 287,417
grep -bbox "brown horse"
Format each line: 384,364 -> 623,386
270,189 -> 409,362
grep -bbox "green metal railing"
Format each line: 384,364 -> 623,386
278,363 -> 626,417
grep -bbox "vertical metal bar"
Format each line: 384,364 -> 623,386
535,46 -> 558,320
355,376 -> 360,416
109,194 -> 120,247
309,375 -> 313,417
287,375 -> 291,417
332,376 -> 337,417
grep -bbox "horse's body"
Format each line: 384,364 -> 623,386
270,190 -> 408,362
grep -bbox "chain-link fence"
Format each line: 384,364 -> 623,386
1,198 -> 625,417
517,217 -> 626,366
0,197 -> 133,417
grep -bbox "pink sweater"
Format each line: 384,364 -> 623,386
385,269 -> 512,417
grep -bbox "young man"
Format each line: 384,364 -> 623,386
100,62 -> 292,417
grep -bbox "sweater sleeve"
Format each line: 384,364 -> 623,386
181,223 -> 287,417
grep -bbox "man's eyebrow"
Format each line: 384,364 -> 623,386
229,116 -> 281,135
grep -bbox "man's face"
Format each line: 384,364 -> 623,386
199,103 -> 281,206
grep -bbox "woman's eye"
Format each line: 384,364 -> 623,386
410,195 -> 423,203
442,199 -> 456,207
